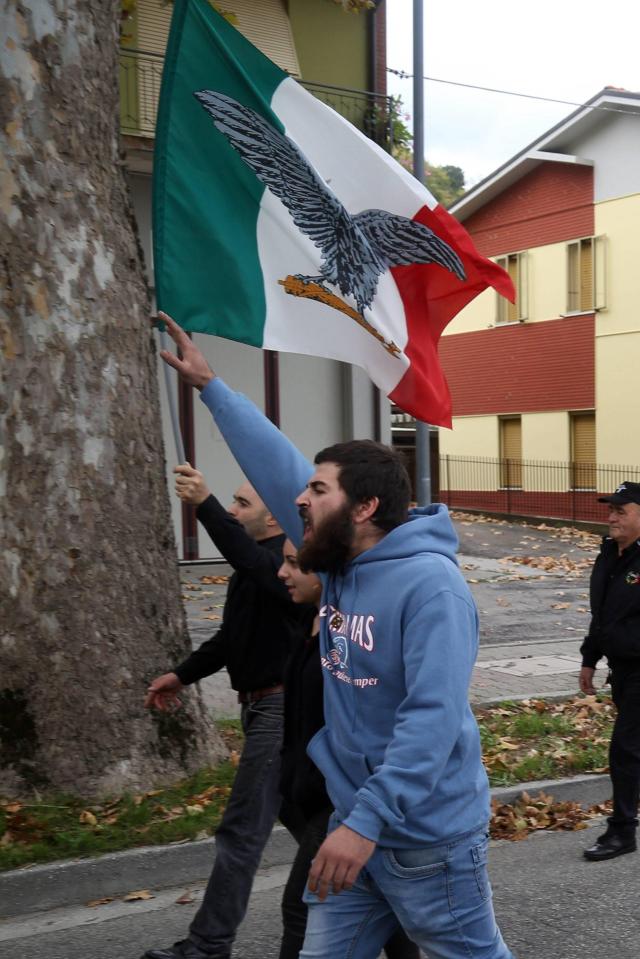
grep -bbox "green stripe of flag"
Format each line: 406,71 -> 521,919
153,0 -> 286,344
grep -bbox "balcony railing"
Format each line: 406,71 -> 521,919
440,455 -> 640,525
119,48 -> 393,149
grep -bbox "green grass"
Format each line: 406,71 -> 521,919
0,761 -> 237,871
0,696 -> 614,871
475,695 -> 614,786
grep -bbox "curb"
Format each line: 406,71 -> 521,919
491,772 -> 610,808
0,774 -> 611,921
0,825 -> 297,921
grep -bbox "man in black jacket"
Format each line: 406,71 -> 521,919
143,467 -> 301,959
580,481 -> 640,862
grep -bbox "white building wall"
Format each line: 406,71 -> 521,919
279,353 -> 346,459
564,114 -> 640,204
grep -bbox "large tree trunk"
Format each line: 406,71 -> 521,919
0,0 -> 221,796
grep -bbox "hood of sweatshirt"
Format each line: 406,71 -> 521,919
350,503 -> 460,568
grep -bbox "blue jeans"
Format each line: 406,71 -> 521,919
278,804 -> 419,959
300,823 -> 514,959
188,692 -> 284,957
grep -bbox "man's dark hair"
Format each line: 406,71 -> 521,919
314,440 -> 411,532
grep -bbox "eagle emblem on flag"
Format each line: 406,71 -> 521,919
194,91 -> 466,357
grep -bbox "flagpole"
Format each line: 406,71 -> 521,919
158,328 -> 187,464
412,0 -> 431,506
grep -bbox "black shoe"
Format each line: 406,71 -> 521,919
141,945 -> 185,959
583,833 -> 637,861
142,941 -> 209,959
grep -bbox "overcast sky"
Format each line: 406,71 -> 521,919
386,0 -> 640,187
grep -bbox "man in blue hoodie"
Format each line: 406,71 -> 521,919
160,314 -> 513,959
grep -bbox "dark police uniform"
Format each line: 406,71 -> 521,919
581,532 -> 640,842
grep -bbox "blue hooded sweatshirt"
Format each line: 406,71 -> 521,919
201,377 -> 490,848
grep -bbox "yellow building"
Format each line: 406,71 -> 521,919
436,89 -> 640,522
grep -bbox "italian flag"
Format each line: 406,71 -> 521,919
154,0 -> 513,428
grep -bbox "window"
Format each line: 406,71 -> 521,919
571,412 -> 596,490
566,236 -> 606,312
496,252 -> 527,324
500,416 -> 522,488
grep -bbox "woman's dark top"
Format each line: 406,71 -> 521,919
280,609 -> 329,819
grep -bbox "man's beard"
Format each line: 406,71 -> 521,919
298,501 -> 355,574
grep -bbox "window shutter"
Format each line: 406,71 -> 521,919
496,253 -> 526,324
517,252 -> 527,320
133,0 -> 301,137
567,241 -> 579,312
571,413 -> 596,490
137,0 -> 172,53
580,238 -> 594,311
500,418 -> 522,488
229,0 -> 301,76
135,0 -> 173,135
507,255 -> 519,323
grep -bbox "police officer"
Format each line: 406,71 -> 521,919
580,481 -> 640,861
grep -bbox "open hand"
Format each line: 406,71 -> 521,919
158,312 -> 215,390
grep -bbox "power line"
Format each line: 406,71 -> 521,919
386,68 -> 640,118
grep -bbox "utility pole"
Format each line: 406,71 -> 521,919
412,0 -> 431,505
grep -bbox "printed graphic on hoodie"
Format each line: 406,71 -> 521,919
320,605 -> 380,688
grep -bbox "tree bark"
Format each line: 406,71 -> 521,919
0,0 -> 221,796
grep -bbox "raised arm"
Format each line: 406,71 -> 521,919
160,312 -> 311,544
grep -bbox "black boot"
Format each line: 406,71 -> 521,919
583,830 -> 637,861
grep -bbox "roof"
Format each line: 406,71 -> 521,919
451,88 -> 640,221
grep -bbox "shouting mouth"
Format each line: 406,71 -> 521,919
300,508 -> 312,540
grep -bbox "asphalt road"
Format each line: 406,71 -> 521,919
4,820 -> 639,959
454,512 -> 599,647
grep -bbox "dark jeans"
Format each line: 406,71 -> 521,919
278,805 -> 421,959
188,692 -> 284,957
608,664 -> 640,837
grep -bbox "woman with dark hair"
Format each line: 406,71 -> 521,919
276,539 -> 420,959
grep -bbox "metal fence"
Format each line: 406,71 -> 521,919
118,48 -> 393,147
439,455 -> 640,524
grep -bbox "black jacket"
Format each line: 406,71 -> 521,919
174,494 -> 302,693
280,609 -> 330,818
581,537 -> 640,668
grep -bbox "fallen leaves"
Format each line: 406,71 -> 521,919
200,575 -> 229,585
176,890 -> 197,904
491,791 -> 612,841
123,889 -> 155,901
478,696 -> 615,783
0,810 -> 50,845
501,554 -> 592,575
87,889 -> 155,908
